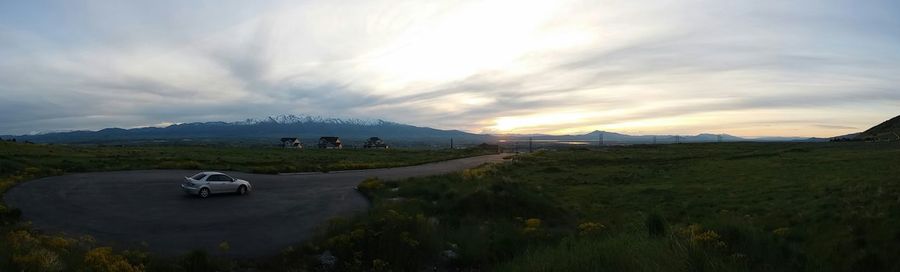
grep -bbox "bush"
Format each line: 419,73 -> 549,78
577,222 -> 606,235
313,209 -> 436,271
0,205 -> 22,224
646,213 -> 667,237
522,218 -> 544,235
84,247 -> 144,272
357,178 -> 385,196
12,248 -> 64,272
179,250 -> 215,272
5,230 -> 71,272
704,222 -> 804,271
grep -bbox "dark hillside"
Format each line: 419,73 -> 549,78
857,115 -> 900,141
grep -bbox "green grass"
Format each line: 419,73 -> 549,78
495,232 -> 746,272
282,142 -> 900,271
0,142 -> 494,177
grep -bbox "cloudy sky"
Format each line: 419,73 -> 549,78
1,0 -> 899,137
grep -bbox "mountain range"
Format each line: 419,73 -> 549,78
0,115 -> 486,145
0,114 -> 830,145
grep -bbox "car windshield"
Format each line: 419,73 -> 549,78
191,173 -> 207,180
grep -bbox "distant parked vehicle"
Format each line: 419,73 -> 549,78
182,171 -> 252,198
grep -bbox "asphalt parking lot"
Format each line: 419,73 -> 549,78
3,154 -> 508,257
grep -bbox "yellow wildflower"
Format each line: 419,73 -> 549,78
84,247 -> 144,272
772,227 -> 790,236
578,222 -> 606,235
218,241 -> 230,252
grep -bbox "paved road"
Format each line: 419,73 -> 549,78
3,154 -> 509,257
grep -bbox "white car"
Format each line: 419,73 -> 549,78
181,171 -> 252,198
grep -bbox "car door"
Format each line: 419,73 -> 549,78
207,174 -> 228,193
221,175 -> 239,192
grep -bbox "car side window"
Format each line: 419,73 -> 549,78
191,173 -> 207,180
208,175 -> 232,182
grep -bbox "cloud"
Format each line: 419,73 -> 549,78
0,0 -> 899,137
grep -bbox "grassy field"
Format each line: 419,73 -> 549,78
0,141 -> 493,271
0,141 -> 494,176
277,142 -> 900,271
3,141 -> 900,271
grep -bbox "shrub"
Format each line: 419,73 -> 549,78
84,247 -> 144,272
5,230 -> 83,272
179,250 -> 214,272
523,218 -> 542,233
679,224 -> 725,248
7,230 -> 40,251
0,205 -> 22,224
357,178 -> 385,196
646,213 -> 667,237
12,248 -> 64,272
218,241 -> 230,253
461,165 -> 495,180
578,222 -> 606,235
304,209 -> 437,271
0,180 -> 13,193
705,222 -> 804,271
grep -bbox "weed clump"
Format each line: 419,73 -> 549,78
357,178 -> 385,196
646,213 -> 667,237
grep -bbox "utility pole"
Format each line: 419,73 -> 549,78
529,137 -> 533,153
717,134 -> 722,143
675,135 -> 680,144
598,132 -> 604,147
653,136 -> 657,144
450,137 -> 454,149
514,141 -> 519,153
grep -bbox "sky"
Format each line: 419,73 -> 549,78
1,0 -> 899,137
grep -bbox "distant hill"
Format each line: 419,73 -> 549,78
0,115 -> 490,145
849,115 -> 900,141
504,130 -> 748,144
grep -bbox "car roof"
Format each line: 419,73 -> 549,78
197,171 -> 226,176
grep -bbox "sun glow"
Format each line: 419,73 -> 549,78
488,112 -> 590,133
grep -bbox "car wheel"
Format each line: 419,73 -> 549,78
199,188 -> 210,198
237,185 -> 248,195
